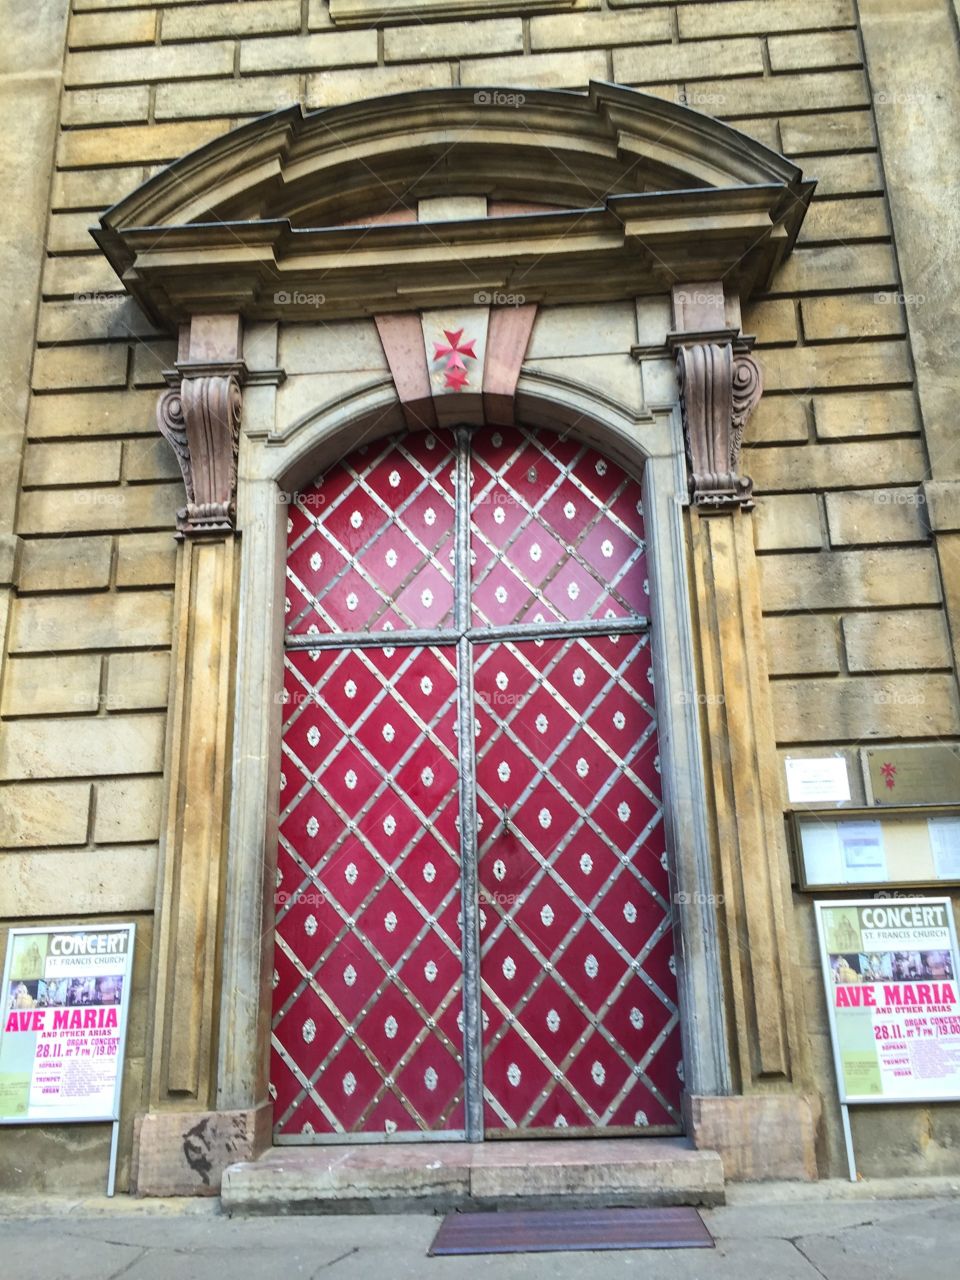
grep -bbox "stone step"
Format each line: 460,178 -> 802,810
221,1137 -> 724,1215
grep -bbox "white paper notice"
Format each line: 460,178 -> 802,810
930,818 -> 960,880
839,820 -> 886,882
801,823 -> 844,885
785,756 -> 851,804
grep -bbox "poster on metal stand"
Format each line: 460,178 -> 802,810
0,923 -> 136,1196
814,897 -> 960,1180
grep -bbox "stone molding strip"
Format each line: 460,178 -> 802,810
96,84 -> 811,230
99,188 -> 801,328
330,0 -> 577,22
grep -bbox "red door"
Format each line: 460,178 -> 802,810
271,426 -> 681,1142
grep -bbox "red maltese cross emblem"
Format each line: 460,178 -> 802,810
433,328 -> 477,391
879,761 -> 897,791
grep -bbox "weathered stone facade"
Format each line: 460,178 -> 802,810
2,0 -> 960,1194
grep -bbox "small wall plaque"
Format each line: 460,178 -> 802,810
864,746 -> 960,806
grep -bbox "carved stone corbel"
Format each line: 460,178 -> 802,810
672,336 -> 762,512
157,368 -> 244,538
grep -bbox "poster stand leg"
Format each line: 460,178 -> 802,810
840,1104 -> 857,1182
106,1119 -> 120,1197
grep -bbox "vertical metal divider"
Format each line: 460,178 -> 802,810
454,425 -> 485,1141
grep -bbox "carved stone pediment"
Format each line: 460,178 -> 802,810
94,84 -> 813,327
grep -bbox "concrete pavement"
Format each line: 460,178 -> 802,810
0,1186 -> 958,1279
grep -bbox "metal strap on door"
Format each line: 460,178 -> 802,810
271,425 -> 681,1142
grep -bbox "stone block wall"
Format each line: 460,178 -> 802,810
2,0 -> 959,1184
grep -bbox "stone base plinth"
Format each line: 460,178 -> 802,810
133,1102 -> 272,1196
683,1093 -> 819,1181
222,1137 -> 725,1214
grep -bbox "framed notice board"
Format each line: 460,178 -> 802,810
789,806 -> 960,891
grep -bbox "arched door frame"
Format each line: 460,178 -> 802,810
217,373 -> 730,1124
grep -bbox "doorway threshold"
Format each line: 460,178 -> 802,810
221,1137 -> 724,1215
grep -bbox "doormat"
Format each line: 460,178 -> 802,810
428,1206 -> 715,1256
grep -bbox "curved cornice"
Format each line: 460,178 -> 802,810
93,82 -> 814,327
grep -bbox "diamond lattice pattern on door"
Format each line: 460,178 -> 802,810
272,425 -> 681,1141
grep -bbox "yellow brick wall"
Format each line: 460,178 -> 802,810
3,0 -> 958,1182
34,0 -> 952,842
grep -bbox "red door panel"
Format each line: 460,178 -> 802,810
470,426 -> 650,627
474,634 -> 680,1135
272,644 -> 466,1138
286,430 -> 457,637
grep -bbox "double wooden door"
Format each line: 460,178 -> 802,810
270,426 -> 682,1142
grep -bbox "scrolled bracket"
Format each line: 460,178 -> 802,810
156,371 -> 243,539
673,337 -> 763,513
